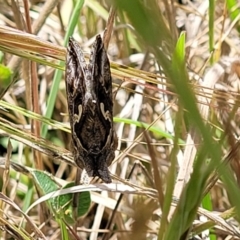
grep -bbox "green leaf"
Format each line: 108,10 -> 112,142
33,170 -> 59,195
77,190 -> 91,217
226,0 -> 240,21
54,182 -> 75,224
32,170 -> 59,213
31,170 -> 91,224
53,182 -> 91,224
172,32 -> 185,67
0,64 -> 12,86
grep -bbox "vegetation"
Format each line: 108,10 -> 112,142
0,0 -> 240,239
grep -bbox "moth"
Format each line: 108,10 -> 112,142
65,35 -> 117,183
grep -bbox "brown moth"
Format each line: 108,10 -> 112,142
65,35 -> 117,183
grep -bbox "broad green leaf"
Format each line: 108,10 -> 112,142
33,170 -> 59,195
54,182 -> 91,224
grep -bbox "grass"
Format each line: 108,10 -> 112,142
1,0 -> 240,239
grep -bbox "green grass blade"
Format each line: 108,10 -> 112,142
114,117 -> 185,144
209,0 -> 215,64
41,0 -> 85,138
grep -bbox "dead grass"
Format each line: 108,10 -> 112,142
0,0 -> 240,239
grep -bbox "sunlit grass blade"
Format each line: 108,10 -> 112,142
41,0 -> 85,138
